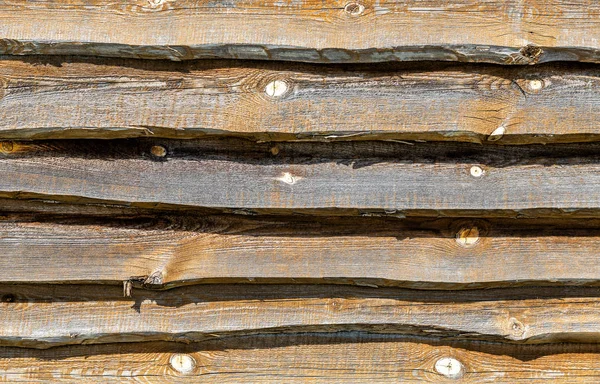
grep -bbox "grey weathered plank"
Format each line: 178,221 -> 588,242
3,58 -> 600,143
2,333 -> 600,382
1,0 -> 600,64
3,139 -> 600,213
3,284 -> 600,347
3,212 -> 600,288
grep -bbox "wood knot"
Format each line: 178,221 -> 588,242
519,45 -> 543,64
264,80 -> 289,98
509,317 -> 526,338
344,2 -> 364,15
0,141 -> 13,153
170,353 -> 196,374
1,294 -> 15,303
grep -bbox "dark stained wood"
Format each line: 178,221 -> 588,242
3,58 -> 600,143
3,213 -> 600,288
1,1 -> 600,64
4,284 -> 600,347
3,139 -> 600,213
3,333 -> 600,382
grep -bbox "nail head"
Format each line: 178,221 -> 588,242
170,354 -> 196,374
265,80 -> 288,98
434,357 -> 463,379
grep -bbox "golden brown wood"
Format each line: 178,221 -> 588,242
2,284 -> 600,347
2,334 -> 600,382
3,58 -> 600,142
3,213 -> 600,288
1,1 -> 600,64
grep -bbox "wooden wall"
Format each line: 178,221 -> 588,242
2,0 -> 600,382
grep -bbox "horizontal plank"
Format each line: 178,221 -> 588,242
4,284 -> 600,347
4,213 -> 600,288
4,59 -> 600,143
4,139 -> 600,213
1,1 -> 600,64
3,334 -> 600,382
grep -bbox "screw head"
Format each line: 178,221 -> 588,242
265,80 -> 288,98
434,357 -> 463,379
170,354 -> 196,374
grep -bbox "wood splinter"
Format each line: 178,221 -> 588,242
123,271 -> 164,297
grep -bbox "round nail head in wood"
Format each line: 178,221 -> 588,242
529,79 -> 543,91
435,357 -> 463,379
170,354 -> 196,374
150,145 -> 167,158
456,227 -> 480,248
265,80 -> 288,98
344,2 -> 364,15
470,165 -> 484,178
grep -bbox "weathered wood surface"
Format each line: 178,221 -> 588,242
3,333 -> 600,382
1,1 -> 600,64
3,58 -> 600,143
4,139 -> 600,213
0,59 -> 598,144
4,213 -> 600,288
3,284 -> 600,347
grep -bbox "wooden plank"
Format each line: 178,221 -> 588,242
3,213 -> 600,288
2,334 -> 600,382
3,139 -> 600,213
1,1 -> 600,64
3,284 -> 600,347
3,58 -> 600,143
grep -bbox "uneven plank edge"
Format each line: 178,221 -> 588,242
3,284 -> 600,347
3,59 -> 600,143
5,140 -> 600,212
2,334 -> 600,382
2,0 -> 600,64
4,214 -> 600,288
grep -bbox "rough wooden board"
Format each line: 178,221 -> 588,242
2,333 -> 600,382
3,139 -> 600,213
4,59 -> 600,143
4,213 -> 600,288
4,284 -> 600,347
1,1 -> 600,64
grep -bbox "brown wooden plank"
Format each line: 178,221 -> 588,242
3,58 -> 600,143
2,334 -> 600,382
1,1 -> 600,64
3,139 -> 600,213
3,284 -> 600,347
3,212 -> 600,288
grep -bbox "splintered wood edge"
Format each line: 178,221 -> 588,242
2,334 -> 600,382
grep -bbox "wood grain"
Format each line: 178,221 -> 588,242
4,139 -> 600,213
3,58 -> 600,143
2,333 -> 600,382
3,213 -> 600,288
4,284 -> 600,347
1,1 -> 600,64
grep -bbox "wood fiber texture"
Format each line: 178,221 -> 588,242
2,212 -> 600,288
2,58 -> 600,143
2,333 -> 600,382
2,284 -> 600,347
1,1 -> 600,64
3,139 -> 600,213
